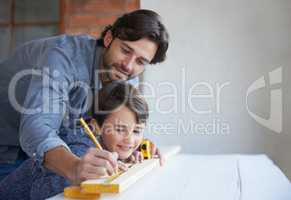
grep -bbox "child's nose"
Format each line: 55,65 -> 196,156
123,132 -> 134,144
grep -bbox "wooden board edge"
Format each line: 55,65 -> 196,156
81,146 -> 181,194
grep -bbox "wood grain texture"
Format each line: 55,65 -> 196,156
81,146 -> 181,194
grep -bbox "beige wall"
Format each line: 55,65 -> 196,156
141,0 -> 291,180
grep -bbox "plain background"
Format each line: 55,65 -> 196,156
141,0 -> 291,180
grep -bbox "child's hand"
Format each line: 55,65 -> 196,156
149,141 -> 165,166
117,161 -> 129,171
128,151 -> 144,164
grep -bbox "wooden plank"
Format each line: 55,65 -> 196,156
63,186 -> 100,199
81,146 -> 181,194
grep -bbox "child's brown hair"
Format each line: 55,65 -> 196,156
93,81 -> 149,127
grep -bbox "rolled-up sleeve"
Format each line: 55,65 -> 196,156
19,47 -> 74,164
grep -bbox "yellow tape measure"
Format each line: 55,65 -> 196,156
140,139 -> 151,159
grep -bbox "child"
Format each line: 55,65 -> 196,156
91,81 -> 149,163
0,81 -> 162,200
79,81 -> 156,177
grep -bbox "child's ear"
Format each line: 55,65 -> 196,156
89,119 -> 101,136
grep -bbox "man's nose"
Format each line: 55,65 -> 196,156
121,56 -> 135,75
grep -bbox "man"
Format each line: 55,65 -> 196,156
0,8 -> 169,186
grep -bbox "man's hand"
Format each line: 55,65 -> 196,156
73,148 -> 118,184
44,146 -> 118,185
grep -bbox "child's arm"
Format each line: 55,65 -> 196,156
128,151 -> 144,163
127,140 -> 165,166
150,142 -> 165,166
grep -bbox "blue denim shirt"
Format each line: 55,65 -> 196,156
0,34 -> 138,164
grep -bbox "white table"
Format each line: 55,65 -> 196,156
49,154 -> 291,200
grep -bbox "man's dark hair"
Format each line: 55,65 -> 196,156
93,81 -> 149,126
101,9 -> 169,64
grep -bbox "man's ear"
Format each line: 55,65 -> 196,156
103,30 -> 113,48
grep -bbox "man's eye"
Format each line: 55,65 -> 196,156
136,59 -> 145,66
121,47 -> 130,55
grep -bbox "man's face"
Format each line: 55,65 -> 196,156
101,32 -> 158,83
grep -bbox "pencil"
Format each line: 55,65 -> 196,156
80,117 -> 103,150
80,117 -> 120,175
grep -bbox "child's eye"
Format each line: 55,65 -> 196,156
116,128 -> 125,132
133,130 -> 142,135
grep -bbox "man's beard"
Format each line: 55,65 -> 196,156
101,49 -> 117,84
102,53 -> 133,83
101,46 -> 136,84
102,62 -> 130,83
102,63 -> 114,83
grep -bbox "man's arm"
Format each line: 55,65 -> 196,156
19,47 -> 72,163
44,146 -> 80,182
44,146 -> 119,184
18,47 -> 119,183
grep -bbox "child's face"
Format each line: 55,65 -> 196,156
101,105 -> 145,160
